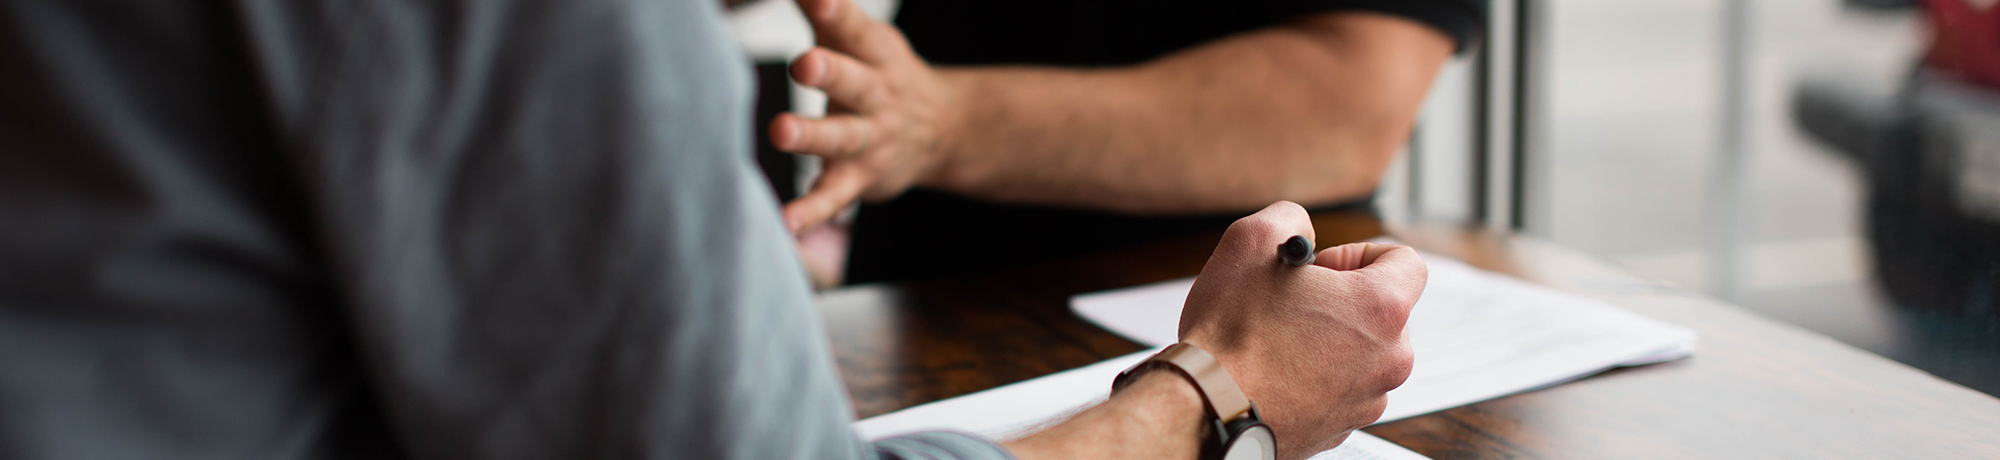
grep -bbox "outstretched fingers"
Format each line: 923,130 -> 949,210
771,113 -> 874,160
794,0 -> 905,63
790,48 -> 891,112
782,163 -> 872,233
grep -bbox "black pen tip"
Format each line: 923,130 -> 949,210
1279,235 -> 1315,266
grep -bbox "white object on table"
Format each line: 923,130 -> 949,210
1072,245 -> 1698,423
853,245 -> 1695,460
852,349 -> 1426,460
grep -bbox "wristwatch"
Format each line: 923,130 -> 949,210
1112,343 -> 1276,460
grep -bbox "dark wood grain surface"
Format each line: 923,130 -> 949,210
816,210 -> 2000,459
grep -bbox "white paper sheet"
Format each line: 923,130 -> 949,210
852,346 -> 1424,459
1070,248 -> 1698,423
852,352 -> 1427,459
853,350 -> 1146,442
852,247 -> 1694,460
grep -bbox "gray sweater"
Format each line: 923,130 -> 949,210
0,0 -> 1009,458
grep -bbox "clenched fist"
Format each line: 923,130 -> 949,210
1179,201 -> 1427,460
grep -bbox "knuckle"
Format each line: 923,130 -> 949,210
848,120 -> 876,151
1373,281 -> 1419,318
1407,255 -> 1430,282
878,25 -> 915,54
1400,275 -> 1428,306
812,50 -> 844,79
1270,200 -> 1307,216
1359,397 -> 1389,428
857,85 -> 891,110
1226,213 -> 1286,242
1220,202 -> 1309,250
860,23 -> 900,49
841,28 -> 873,51
818,61 -> 847,87
1379,346 -> 1415,391
1390,287 -> 1420,314
789,124 -> 818,148
1364,288 -> 1410,327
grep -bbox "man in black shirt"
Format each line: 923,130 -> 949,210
769,0 -> 1484,283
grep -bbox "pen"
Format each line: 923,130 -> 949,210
1279,235 -> 1314,266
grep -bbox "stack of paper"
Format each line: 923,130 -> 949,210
854,248 -> 1696,460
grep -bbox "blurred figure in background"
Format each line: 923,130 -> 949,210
0,0 -> 1427,458
769,0 -> 1485,284
1792,0 -> 2000,394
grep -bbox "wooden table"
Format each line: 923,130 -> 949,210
816,210 -> 2000,459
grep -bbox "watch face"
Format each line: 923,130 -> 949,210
1222,425 -> 1276,460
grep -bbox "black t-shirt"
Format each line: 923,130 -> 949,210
846,0 -> 1486,284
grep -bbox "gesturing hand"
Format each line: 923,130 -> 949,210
772,0 -> 959,233
1179,202 -> 1427,460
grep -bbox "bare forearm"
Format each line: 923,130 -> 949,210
1004,371 -> 1207,460
924,13 -> 1452,214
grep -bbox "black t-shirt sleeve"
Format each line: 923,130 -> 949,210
1256,0 -> 1489,51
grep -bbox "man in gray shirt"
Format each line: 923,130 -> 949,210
0,0 -> 1425,459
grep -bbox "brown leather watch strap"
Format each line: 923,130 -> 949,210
1118,343 -> 1254,422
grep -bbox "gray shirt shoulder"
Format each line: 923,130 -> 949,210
0,0 -> 1007,458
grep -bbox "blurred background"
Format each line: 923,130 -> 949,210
1375,0 -> 2000,397
733,0 -> 2000,396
